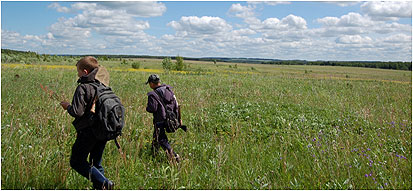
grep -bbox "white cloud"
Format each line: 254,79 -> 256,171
335,35 -> 373,44
49,2 -> 166,17
168,16 -> 232,36
317,12 -> 374,27
48,3 -> 71,13
361,1 -> 412,19
324,1 -> 360,7
316,12 -> 412,37
48,2 -> 153,39
248,1 -> 291,6
232,28 -> 256,36
382,33 -> 412,43
228,3 -> 256,19
99,2 -> 166,17
280,14 -> 307,29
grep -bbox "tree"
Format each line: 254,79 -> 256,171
162,57 -> 173,70
175,56 -> 185,71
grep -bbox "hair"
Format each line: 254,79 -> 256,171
76,56 -> 99,72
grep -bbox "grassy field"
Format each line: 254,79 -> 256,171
1,59 -> 412,189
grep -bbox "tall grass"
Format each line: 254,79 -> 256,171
1,60 -> 411,189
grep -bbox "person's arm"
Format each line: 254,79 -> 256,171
146,94 -> 158,113
65,85 -> 87,118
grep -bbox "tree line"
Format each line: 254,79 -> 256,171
261,60 -> 412,71
2,49 -> 411,71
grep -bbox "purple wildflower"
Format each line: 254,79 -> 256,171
385,183 -> 388,186
365,174 -> 368,177
401,156 -> 407,159
367,148 -> 371,151
312,138 -> 316,141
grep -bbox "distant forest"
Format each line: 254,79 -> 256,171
2,49 -> 411,71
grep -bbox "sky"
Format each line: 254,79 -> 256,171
1,1 -> 412,62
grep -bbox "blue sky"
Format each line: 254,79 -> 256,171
1,1 -> 412,61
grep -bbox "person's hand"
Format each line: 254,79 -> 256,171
60,101 -> 70,110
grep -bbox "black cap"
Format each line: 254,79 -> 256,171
145,74 -> 160,84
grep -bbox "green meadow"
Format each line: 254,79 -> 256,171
1,59 -> 411,189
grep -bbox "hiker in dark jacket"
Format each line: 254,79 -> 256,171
146,74 -> 184,163
60,56 -> 114,189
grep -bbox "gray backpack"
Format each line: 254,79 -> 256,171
90,82 -> 125,144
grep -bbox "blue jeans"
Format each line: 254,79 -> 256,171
70,127 -> 108,188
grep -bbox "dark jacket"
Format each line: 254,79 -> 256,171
146,84 -> 179,124
67,67 -> 109,131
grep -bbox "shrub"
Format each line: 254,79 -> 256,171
131,62 -> 141,69
162,57 -> 173,70
175,56 -> 186,71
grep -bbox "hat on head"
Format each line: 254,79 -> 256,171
145,74 -> 160,84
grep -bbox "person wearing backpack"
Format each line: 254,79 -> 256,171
60,56 -> 114,189
146,74 -> 186,163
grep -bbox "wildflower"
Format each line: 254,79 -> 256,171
367,148 -> 371,151
312,138 -> 316,141
365,174 -> 368,177
307,144 -> 312,148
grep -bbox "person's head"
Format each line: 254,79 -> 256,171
146,74 -> 161,89
76,56 -> 99,77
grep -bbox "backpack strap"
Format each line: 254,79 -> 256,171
153,87 -> 167,110
88,82 -> 101,113
114,138 -> 121,149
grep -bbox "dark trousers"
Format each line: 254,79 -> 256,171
70,127 -> 108,189
153,122 -> 172,152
